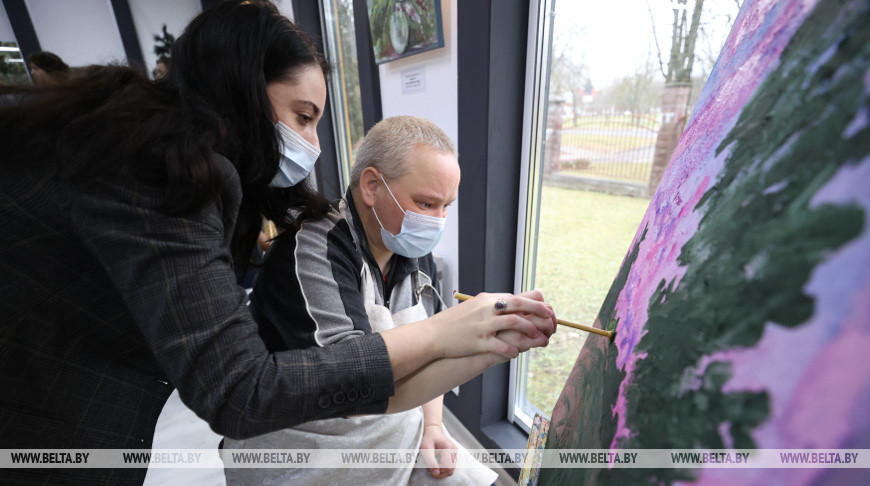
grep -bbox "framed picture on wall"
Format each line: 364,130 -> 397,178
366,0 -> 445,64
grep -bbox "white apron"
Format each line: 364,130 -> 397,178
224,263 -> 496,485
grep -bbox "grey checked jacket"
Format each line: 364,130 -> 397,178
0,154 -> 395,485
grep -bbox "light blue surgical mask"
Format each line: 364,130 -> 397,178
269,121 -> 321,188
372,174 -> 446,258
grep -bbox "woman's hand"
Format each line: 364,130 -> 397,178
424,290 -> 557,360
381,290 -> 557,384
491,289 -> 557,357
420,425 -> 457,479
383,290 -> 558,411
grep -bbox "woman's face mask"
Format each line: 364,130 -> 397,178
372,173 -> 446,258
269,121 -> 321,188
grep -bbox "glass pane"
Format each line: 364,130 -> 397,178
320,0 -> 366,188
0,43 -> 28,85
516,0 -> 741,423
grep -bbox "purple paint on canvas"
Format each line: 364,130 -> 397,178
696,158 -> 870,485
605,0 -> 821,449
843,106 -> 869,138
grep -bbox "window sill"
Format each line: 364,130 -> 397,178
481,419 -> 530,478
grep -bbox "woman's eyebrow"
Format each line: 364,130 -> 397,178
294,99 -> 321,117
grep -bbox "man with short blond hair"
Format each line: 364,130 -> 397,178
225,116 -> 497,485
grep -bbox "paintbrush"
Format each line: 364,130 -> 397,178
453,291 -> 616,341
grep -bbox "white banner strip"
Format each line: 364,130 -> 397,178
1,449 -> 868,469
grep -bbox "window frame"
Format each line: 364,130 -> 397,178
3,0 -> 41,76
318,0 -> 358,189
448,0 -> 536,479
510,0 -> 556,431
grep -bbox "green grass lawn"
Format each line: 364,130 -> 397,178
525,186 -> 650,416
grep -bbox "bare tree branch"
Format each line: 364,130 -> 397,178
646,0 -> 668,80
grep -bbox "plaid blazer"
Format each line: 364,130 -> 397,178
0,155 -> 394,485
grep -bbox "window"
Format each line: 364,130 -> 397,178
513,0 -> 740,427
0,42 -> 28,85
319,0 -> 366,189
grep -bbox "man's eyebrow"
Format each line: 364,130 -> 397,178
415,190 -> 454,202
295,99 -> 321,117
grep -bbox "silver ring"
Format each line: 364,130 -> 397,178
494,298 -> 508,313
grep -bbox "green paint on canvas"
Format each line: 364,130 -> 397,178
541,228 -> 646,485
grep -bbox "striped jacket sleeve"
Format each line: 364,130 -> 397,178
251,214 -> 375,350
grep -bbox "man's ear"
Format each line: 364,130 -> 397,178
358,167 -> 380,207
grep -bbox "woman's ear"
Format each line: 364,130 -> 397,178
358,167 -> 380,207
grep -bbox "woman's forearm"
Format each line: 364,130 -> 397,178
380,321 -> 442,382
386,353 -> 505,413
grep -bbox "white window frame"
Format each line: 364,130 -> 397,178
318,0 -> 357,189
509,0 -> 556,431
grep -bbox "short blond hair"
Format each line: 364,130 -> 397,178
350,116 -> 457,187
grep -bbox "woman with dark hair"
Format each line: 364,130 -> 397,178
0,1 -> 555,485
26,50 -> 70,85
153,55 -> 170,80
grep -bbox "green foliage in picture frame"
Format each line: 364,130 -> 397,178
367,0 -> 444,64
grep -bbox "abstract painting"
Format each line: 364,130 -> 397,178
540,0 -> 870,484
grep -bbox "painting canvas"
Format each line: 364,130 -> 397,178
541,0 -> 870,484
366,0 -> 444,64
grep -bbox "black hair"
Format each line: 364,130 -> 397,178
0,0 -> 332,278
169,0 -> 332,271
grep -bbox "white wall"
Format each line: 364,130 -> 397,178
0,5 -> 15,43
24,0 -> 125,67
20,0 -> 290,77
272,0 -> 295,22
129,0 -> 200,76
378,0 -> 460,303
128,0 -> 292,79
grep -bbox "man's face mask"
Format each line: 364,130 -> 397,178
372,173 -> 446,258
